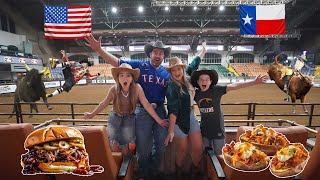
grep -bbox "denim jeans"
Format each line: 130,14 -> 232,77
135,104 -> 167,177
107,112 -> 135,148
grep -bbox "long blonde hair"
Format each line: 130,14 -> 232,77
113,74 -> 138,114
170,68 -> 195,97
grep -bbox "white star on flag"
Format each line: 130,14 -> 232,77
242,14 -> 253,25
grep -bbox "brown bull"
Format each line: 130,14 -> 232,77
267,55 -> 315,113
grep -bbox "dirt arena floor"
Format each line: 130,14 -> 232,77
1,84 -> 320,127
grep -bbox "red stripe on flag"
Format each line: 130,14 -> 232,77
44,31 -> 91,34
68,10 -> 91,14
256,19 -> 285,35
68,15 -> 91,18
68,6 -> 91,9
45,36 -> 89,40
44,25 -> 91,29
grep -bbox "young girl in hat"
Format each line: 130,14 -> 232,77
164,57 -> 203,174
84,63 -> 168,155
190,70 -> 267,155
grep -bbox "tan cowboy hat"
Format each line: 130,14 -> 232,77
165,57 -> 187,72
111,63 -> 140,82
144,40 -> 171,58
191,69 -> 219,88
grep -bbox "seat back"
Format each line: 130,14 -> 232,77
0,123 -> 49,180
56,126 -> 120,180
235,126 -> 308,145
300,132 -> 320,180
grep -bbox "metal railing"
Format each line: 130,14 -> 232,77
1,102 -> 320,128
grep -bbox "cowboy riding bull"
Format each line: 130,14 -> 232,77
268,55 -> 315,114
9,63 -> 52,118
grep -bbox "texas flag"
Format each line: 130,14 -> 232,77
240,4 -> 285,35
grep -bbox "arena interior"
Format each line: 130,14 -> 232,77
0,0 -> 320,179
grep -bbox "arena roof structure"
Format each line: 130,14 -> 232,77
4,0 -> 320,52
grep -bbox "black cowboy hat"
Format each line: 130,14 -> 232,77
144,40 -> 171,58
191,69 -> 219,89
79,59 -> 93,66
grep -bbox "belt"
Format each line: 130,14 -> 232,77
114,112 -> 135,117
137,102 -> 163,109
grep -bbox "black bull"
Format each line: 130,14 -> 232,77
9,65 -> 52,118
268,55 -> 315,114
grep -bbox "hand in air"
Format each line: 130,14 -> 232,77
84,34 -> 102,52
164,132 -> 174,146
255,74 -> 268,84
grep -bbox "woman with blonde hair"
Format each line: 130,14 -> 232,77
84,63 -> 168,155
164,56 -> 203,176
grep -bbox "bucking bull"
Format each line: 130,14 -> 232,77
268,55 -> 316,113
9,64 -> 52,118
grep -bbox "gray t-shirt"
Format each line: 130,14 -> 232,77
194,85 -> 227,139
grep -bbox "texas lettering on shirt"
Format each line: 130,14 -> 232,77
141,74 -> 166,87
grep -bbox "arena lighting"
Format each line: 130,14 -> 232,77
164,6 -> 169,11
138,6 -> 144,13
219,5 -> 225,11
193,6 -> 198,11
151,0 -> 294,6
111,7 -> 117,13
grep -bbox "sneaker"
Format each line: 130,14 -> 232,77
46,94 -> 53,98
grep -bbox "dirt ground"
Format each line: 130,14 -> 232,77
1,84 -> 320,127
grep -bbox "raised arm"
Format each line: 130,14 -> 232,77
197,41 -> 207,60
226,74 -> 268,92
84,34 -> 119,67
84,86 -> 114,119
186,42 -> 207,76
137,84 -> 168,127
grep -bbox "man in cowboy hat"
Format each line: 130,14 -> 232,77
191,70 -> 267,155
85,35 -> 207,177
85,35 -> 172,177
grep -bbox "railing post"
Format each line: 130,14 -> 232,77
251,103 -> 256,126
71,104 -> 75,125
19,102 -> 24,123
246,103 -> 251,126
14,102 -> 20,124
309,104 -> 314,127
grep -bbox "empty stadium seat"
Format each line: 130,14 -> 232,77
0,123 -> 49,180
55,126 -> 135,180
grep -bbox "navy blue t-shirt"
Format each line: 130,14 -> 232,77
119,59 -> 170,104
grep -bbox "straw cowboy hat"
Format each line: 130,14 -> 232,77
165,57 -> 187,72
191,69 -> 219,89
144,40 -> 171,58
111,63 -> 140,82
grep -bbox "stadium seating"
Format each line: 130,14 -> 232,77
56,126 -> 135,180
199,64 -> 231,77
231,63 -> 268,77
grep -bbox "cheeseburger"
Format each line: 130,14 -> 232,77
21,126 -> 97,175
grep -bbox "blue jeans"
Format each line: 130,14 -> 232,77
107,112 -> 135,148
135,104 -> 167,177
203,137 -> 225,155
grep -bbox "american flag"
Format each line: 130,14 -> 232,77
44,5 -> 91,39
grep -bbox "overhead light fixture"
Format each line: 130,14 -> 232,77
164,6 -> 169,11
111,7 -> 117,13
219,5 -> 225,11
138,6 -> 144,13
193,6 -> 198,11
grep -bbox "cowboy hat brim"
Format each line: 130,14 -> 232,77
144,43 -> 171,58
165,64 -> 187,72
111,67 -> 140,82
191,69 -> 219,89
